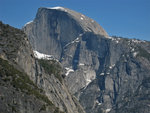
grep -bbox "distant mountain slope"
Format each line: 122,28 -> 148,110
0,21 -> 85,113
23,7 -> 150,113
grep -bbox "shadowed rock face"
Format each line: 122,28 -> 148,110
23,7 -> 150,113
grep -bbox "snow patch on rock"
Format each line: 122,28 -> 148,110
86,79 -> 91,86
109,64 -> 115,69
85,70 -> 96,86
106,108 -> 111,113
65,67 -> 74,76
47,6 -> 67,12
108,36 -> 120,43
79,63 -> 85,66
96,100 -> 102,106
131,48 -> 135,52
24,21 -> 33,26
33,50 -> 58,61
91,20 -> 94,23
133,52 -> 138,57
79,33 -> 83,37
100,73 -> 104,76
80,17 -> 84,20
131,39 -> 145,43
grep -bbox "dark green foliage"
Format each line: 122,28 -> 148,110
54,108 -> 59,113
0,21 -> 27,60
38,59 -> 62,83
11,106 -> 17,112
0,58 -> 53,106
40,104 -> 47,111
0,21 -> 65,113
137,46 -> 150,61
0,58 -> 65,112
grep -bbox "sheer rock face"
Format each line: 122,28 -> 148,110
23,7 -> 108,60
23,7 -> 150,113
0,22 -> 85,113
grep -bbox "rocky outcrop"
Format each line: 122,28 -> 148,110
0,21 -> 85,113
0,58 -> 57,113
77,36 -> 150,113
23,7 -> 108,60
23,7 -> 150,113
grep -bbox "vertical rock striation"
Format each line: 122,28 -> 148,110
23,7 -> 150,113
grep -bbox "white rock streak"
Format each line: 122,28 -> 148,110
86,79 -> 91,86
85,70 -> 96,86
64,34 -> 82,48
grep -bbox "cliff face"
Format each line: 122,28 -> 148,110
23,7 -> 150,113
77,35 -> 150,113
0,21 -> 85,113
23,7 -> 108,60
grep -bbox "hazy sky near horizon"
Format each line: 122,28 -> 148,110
0,0 -> 150,41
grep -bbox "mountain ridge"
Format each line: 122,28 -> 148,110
23,7 -> 150,113
0,6 -> 150,113
23,7 -> 108,60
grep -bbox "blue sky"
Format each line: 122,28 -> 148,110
0,0 -> 150,41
